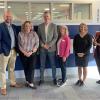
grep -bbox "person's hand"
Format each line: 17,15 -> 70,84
27,51 -> 33,57
43,44 -> 49,49
63,57 -> 66,62
24,51 -> 32,57
23,51 -> 28,57
77,53 -> 85,57
32,48 -> 37,53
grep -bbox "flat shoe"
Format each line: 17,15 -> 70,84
10,83 -> 23,88
28,85 -> 37,89
27,83 -> 37,89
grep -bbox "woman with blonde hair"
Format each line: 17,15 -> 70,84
73,23 -> 92,86
18,21 -> 39,89
57,25 -> 70,86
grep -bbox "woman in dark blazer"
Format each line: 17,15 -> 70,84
73,23 -> 92,86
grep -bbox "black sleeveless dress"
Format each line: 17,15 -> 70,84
73,33 -> 92,67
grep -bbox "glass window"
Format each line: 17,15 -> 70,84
7,2 -> 29,23
31,3 -> 50,22
52,3 -> 72,22
74,4 -> 92,20
0,1 -> 5,22
2,2 -> 92,24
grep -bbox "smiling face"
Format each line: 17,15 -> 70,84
79,23 -> 88,34
4,11 -> 12,24
22,21 -> 32,33
43,12 -> 51,24
60,26 -> 68,37
24,22 -> 32,33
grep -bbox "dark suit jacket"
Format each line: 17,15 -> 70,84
0,22 -> 18,56
38,23 -> 58,52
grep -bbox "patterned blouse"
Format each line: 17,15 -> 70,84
18,31 -> 39,52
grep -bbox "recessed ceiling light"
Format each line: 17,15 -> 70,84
44,8 -> 55,11
25,12 -> 28,14
60,4 -> 69,7
8,6 -> 11,8
0,6 -> 5,8
52,8 -> 55,10
44,8 -> 49,11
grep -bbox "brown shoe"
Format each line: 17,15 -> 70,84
0,89 -> 7,95
10,83 -> 23,88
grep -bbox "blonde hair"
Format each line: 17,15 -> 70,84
21,21 -> 33,33
60,25 -> 69,35
79,23 -> 88,33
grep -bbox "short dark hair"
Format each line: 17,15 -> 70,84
43,11 -> 51,15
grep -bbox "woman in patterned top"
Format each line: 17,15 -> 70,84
18,21 -> 39,89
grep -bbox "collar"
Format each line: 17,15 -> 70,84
5,22 -> 11,27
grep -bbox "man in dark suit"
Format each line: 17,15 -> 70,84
0,11 -> 20,95
38,11 -> 58,85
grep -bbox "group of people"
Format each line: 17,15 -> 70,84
0,10 -> 100,96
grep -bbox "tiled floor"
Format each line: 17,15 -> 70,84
0,75 -> 100,100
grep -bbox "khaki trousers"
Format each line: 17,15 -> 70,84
0,49 -> 16,89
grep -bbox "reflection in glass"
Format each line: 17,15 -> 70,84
0,1 -> 4,22
52,3 -> 72,21
74,4 -> 92,20
7,2 -> 29,23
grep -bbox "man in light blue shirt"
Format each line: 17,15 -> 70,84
0,11 -> 20,95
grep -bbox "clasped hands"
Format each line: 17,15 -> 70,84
23,48 -> 37,57
42,43 -> 50,50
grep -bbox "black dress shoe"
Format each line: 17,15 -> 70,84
38,80 -> 44,86
96,80 -> 100,84
53,79 -> 57,85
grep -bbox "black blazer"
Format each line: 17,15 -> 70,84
0,22 -> 19,56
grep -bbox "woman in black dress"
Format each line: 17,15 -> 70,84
93,32 -> 100,84
73,23 -> 92,86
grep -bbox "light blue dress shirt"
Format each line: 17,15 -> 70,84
7,24 -> 15,49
